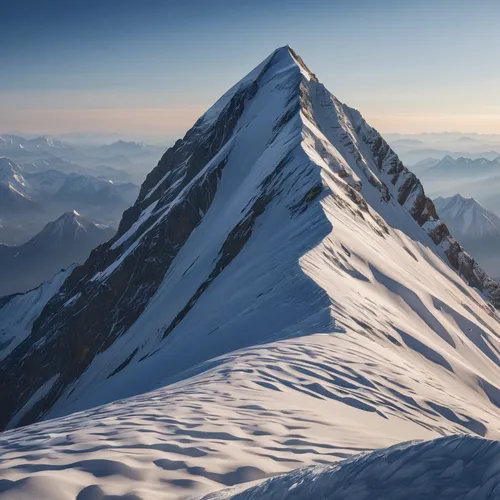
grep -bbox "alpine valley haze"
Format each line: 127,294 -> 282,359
1,46 -> 500,500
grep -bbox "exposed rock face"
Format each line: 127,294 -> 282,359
1,46 -> 499,431
353,109 -> 500,309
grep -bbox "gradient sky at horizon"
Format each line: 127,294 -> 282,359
1,0 -> 499,141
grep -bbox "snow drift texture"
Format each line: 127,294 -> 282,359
202,435 -> 500,500
1,46 -> 500,499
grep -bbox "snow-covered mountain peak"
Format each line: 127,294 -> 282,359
181,46 -> 314,142
56,210 -> 84,224
2,46 -> 500,465
0,209 -> 115,297
440,193 -> 476,207
435,194 -> 500,239
40,210 -> 105,238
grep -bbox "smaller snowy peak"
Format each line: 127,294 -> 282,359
0,212 -> 115,296
434,194 -> 500,239
437,193 -> 475,207
39,211 -> 111,239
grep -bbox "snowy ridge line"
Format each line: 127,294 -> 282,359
293,68 -> 500,310
107,46 -> 289,258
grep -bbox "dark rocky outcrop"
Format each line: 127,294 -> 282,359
355,112 -> 500,310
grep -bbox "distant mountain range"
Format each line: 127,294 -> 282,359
386,132 -> 500,165
0,157 -> 138,244
0,211 -> 114,296
0,134 -> 164,181
434,194 -> 500,280
0,134 -> 164,244
414,155 -> 500,175
410,156 -> 500,215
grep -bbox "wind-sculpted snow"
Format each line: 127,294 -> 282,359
202,435 -> 500,500
1,336 -> 500,499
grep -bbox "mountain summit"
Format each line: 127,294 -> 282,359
2,48 -> 500,496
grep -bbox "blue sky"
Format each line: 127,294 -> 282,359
1,0 -> 499,140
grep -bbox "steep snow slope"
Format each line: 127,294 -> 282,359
2,46 -> 500,498
434,194 -> 500,239
0,265 -> 76,361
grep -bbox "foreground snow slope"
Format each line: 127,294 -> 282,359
0,335 -> 496,499
2,47 -> 500,499
2,333 -> 500,499
202,435 -> 500,500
